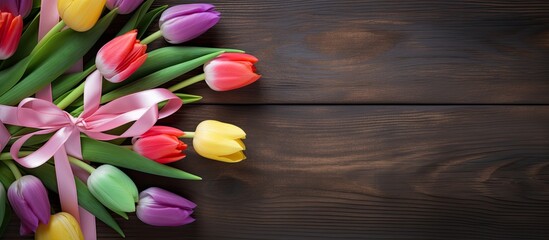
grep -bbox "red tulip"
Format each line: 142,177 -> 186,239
0,11 -> 22,60
203,53 -> 261,91
133,126 -> 187,164
96,30 -> 147,83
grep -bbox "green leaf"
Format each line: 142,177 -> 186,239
52,65 -> 96,100
101,47 -> 244,94
0,56 -> 31,97
176,93 -> 203,104
136,5 -> 167,39
117,0 -> 155,36
100,51 -> 223,104
24,164 -> 125,237
0,10 -> 117,106
0,14 -> 39,69
0,162 -> 15,189
0,203 -> 11,238
81,138 -> 202,180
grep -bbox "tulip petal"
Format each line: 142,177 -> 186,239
198,151 -> 246,163
0,13 -> 22,60
204,60 -> 261,91
140,187 -> 196,209
159,3 -> 218,25
161,11 -> 220,44
106,0 -> 144,14
196,120 -> 246,139
20,177 -> 50,224
137,204 -> 194,226
194,133 -> 244,156
58,0 -> 107,32
136,188 -> 196,226
215,53 -> 258,63
96,30 -> 138,78
88,165 -> 138,213
140,126 -> 184,138
133,135 -> 183,160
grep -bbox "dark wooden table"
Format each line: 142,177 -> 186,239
5,0 -> 549,239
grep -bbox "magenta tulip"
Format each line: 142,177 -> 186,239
159,3 -> 220,44
0,0 -> 32,18
106,0 -> 144,14
0,11 -> 23,60
96,30 -> 147,83
7,175 -> 51,236
136,187 -> 196,226
133,126 -> 188,164
203,53 -> 261,91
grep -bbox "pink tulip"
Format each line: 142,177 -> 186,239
96,30 -> 147,83
133,126 -> 188,164
0,11 -> 22,60
203,53 -> 261,91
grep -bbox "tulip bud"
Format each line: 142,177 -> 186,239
57,0 -> 107,32
96,30 -> 147,83
87,165 -> 138,213
204,53 -> 261,91
35,212 -> 84,240
0,0 -> 32,18
159,4 -> 220,44
7,175 -> 51,236
136,187 -> 196,226
0,11 -> 23,60
193,120 -> 247,163
133,126 -> 188,164
106,0 -> 143,14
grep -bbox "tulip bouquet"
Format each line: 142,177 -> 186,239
0,0 -> 260,239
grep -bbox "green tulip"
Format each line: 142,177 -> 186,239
87,165 -> 138,213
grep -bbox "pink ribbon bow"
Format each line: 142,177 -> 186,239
0,70 -> 182,222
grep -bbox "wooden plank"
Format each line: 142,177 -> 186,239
7,105 -> 548,239
142,0 -> 549,104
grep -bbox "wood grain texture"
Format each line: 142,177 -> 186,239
144,0 -> 549,104
6,106 -> 548,239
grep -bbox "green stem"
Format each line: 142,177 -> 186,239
68,157 -> 95,174
140,30 -> 163,45
4,161 -> 22,179
181,132 -> 195,138
31,21 -> 66,56
56,80 -> 85,110
0,151 -> 32,160
168,74 -> 206,92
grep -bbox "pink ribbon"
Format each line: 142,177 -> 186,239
0,70 -> 182,229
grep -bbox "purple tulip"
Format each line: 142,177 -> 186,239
106,0 -> 144,14
136,187 -> 196,226
159,3 -> 220,44
0,0 -> 32,18
7,175 -> 51,236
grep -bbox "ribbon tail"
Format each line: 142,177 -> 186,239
73,161 -> 96,240
80,206 -> 96,240
36,0 -> 59,101
0,120 -> 10,152
54,146 -> 81,222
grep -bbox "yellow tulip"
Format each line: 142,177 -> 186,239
193,120 -> 246,163
35,212 -> 84,240
57,0 -> 107,32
